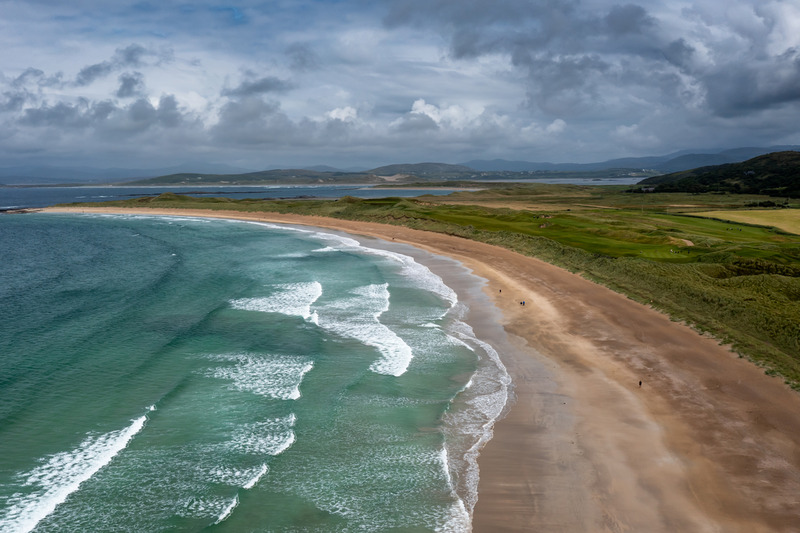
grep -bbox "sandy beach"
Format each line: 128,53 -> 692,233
44,207 -> 800,532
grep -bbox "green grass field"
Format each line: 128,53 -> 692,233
62,185 -> 800,388
694,209 -> 800,236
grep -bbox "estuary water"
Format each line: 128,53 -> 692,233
0,213 -> 510,532
0,185 -> 462,211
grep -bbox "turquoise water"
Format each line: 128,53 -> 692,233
0,213 -> 509,532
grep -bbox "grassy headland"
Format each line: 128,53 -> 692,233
59,185 -> 800,388
640,150 -> 800,197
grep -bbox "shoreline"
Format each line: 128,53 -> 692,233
42,206 -> 800,531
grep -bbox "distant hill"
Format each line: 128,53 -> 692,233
126,168 -> 379,186
638,151 -> 800,197
463,145 -> 800,173
303,165 -> 370,173
126,163 -> 481,186
368,162 -> 473,176
462,157 -> 670,172
302,165 -> 343,172
5,145 -> 799,185
125,162 -> 481,186
0,163 -> 255,185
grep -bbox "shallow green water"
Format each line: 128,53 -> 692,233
0,213 -> 509,532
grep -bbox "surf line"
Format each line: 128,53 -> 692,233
214,494 -> 240,525
0,408 -> 152,533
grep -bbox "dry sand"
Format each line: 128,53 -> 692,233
45,207 -> 800,532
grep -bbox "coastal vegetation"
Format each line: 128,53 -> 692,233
639,151 -> 800,197
62,184 -> 800,389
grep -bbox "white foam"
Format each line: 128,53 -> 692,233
311,245 -> 338,253
204,463 -> 271,489
230,281 -> 322,322
179,497 -> 227,519
230,414 -> 297,456
433,447 -> 471,532
441,318 -> 512,519
209,354 -> 313,400
242,464 -> 269,490
0,414 -> 148,533
316,283 -> 413,376
437,499 -> 471,533
214,494 -> 239,524
308,232 -> 457,307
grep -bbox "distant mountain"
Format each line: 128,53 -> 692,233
303,165 -> 370,173
0,166 -> 131,185
368,162 -> 473,176
653,147 -> 800,173
462,145 -> 800,173
639,151 -> 800,197
462,156 -> 672,172
0,163 -> 257,185
126,168 -> 381,186
126,162 -> 482,186
303,165 -> 346,172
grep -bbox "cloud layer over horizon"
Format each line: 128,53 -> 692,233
1,0 -> 799,170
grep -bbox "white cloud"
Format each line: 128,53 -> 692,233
0,0 -> 798,169
326,106 -> 358,122
546,118 -> 566,134
408,99 -> 481,129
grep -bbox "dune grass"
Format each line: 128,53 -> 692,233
60,186 -> 800,388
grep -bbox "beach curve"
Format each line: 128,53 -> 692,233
42,206 -> 800,532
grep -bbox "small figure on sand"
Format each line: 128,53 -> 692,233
639,380 -> 642,387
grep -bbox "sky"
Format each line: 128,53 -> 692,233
1,0 -> 800,170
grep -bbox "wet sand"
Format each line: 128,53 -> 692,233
44,207 -> 800,532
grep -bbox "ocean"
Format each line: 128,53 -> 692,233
0,212 -> 510,532
0,186 -> 465,211
0,177 -> 645,211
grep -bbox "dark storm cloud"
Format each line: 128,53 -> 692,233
1,0 -> 799,169
521,54 -> 610,115
384,0 -> 583,59
381,0 -> 800,121
211,96 -> 295,145
18,93 -> 188,135
286,43 -> 320,72
75,44 -> 167,86
210,95 -> 368,151
116,72 -> 146,98
702,49 -> 800,117
0,91 -> 27,112
383,1 -> 674,115
12,68 -> 64,89
75,63 -> 114,87
662,39 -> 695,69
156,95 -> 183,127
12,68 -> 45,87
604,4 -> 653,35
20,99 -> 95,128
222,75 -> 294,97
390,112 -> 439,133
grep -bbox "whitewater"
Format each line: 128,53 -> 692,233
0,213 -> 509,532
